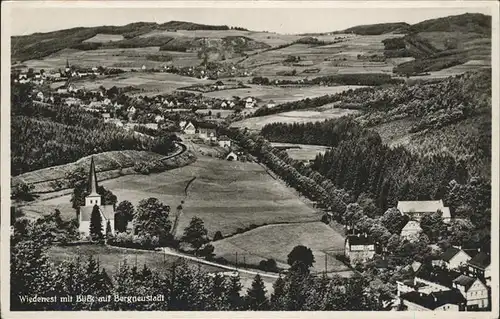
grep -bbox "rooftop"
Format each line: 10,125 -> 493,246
346,234 -> 374,246
453,275 -> 476,291
80,205 -> 115,221
400,290 -> 465,310
440,246 -> 462,262
467,252 -> 490,270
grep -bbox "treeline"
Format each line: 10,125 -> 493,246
250,73 -> 403,88
11,83 -> 175,175
11,214 -> 386,311
224,127 -> 490,252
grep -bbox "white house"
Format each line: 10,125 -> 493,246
101,112 -> 111,122
218,135 -> 231,148
267,100 -> 277,108
399,290 -> 465,311
36,91 -> 44,101
452,275 -> 489,310
344,234 -> 375,265
397,200 -> 451,223
245,97 -> 256,108
183,122 -> 196,135
179,120 -> 187,129
467,252 -> 491,286
155,115 -> 165,123
128,106 -> 137,114
198,127 -> 217,141
78,158 -> 115,238
438,247 -> 472,270
221,101 -> 228,108
400,220 -> 422,241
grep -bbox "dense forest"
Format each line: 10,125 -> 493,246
11,83 -> 175,175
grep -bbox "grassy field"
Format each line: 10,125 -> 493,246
47,244 -> 223,275
28,156 -> 319,236
212,221 -> 351,275
23,47 -> 201,70
203,84 -> 364,105
83,33 -> 125,43
270,143 -> 330,161
231,108 -> 360,131
73,72 -> 208,95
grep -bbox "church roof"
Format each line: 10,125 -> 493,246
88,157 -> 99,196
80,205 -> 115,222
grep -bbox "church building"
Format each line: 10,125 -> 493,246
78,157 -> 115,237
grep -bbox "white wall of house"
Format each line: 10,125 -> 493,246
446,251 -> 471,270
465,280 -> 489,309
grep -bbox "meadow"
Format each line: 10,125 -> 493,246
270,142 -> 330,161
203,84 -> 364,105
27,156 -> 319,237
22,47 -> 201,70
47,244 -> 223,275
83,33 -> 125,43
212,221 -> 352,275
73,72 -> 208,95
230,108 -> 360,131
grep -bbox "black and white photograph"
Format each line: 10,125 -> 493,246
2,1 -> 498,316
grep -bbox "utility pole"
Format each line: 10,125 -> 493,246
324,253 -> 328,276
235,252 -> 238,267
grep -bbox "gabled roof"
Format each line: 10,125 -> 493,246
80,205 -> 115,221
453,275 -> 477,291
467,252 -> 490,270
402,220 -> 422,231
441,246 -> 463,262
416,268 -> 461,288
397,200 -> 451,219
400,290 -> 465,310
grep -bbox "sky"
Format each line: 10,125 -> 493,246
10,4 -> 493,36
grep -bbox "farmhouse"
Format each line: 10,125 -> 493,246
101,112 -> 111,122
198,127 -> 217,141
267,100 -> 277,108
155,115 -> 165,123
452,275 -> 489,310
78,158 -> 115,237
397,200 -> 451,223
344,234 -> 375,265
400,220 -> 422,241
218,135 -> 231,148
436,247 -> 473,270
183,122 -> 196,135
36,91 -> 44,101
245,97 -> 256,108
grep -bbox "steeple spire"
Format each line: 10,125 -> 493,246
88,157 -> 99,195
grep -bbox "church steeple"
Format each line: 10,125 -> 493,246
85,157 -> 101,206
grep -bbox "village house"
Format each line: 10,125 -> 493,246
213,80 -> 225,90
78,158 -> 115,237
36,91 -> 44,101
198,127 -> 217,141
179,120 -> 187,129
225,151 -> 238,161
218,135 -> 231,148
400,220 -> 422,241
466,252 -> 491,286
397,200 -> 451,223
452,275 -> 489,310
267,100 -> 277,108
183,122 -> 196,135
397,266 -> 489,311
344,234 -> 375,265
436,246 -> 474,270
155,115 -> 165,123
64,97 -> 82,106
127,106 -> 137,114
220,101 -> 228,108
245,97 -> 256,108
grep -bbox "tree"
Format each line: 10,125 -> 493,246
11,181 -> 35,201
106,220 -> 112,238
181,216 -> 209,252
287,245 -> 315,272
115,200 -> 134,233
227,274 -> 243,310
379,207 -> 408,234
135,197 -> 172,245
245,274 -> 269,310
89,205 -> 103,240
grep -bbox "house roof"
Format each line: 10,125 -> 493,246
219,135 -> 230,141
467,252 -> 490,270
80,205 -> 115,221
402,220 -> 422,231
346,234 -> 374,247
397,200 -> 451,218
453,275 -> 476,291
416,268 -> 461,288
441,247 -> 462,262
400,290 -> 465,310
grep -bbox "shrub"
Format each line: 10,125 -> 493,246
213,231 -> 224,241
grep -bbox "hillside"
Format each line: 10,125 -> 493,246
11,21 -> 258,62
340,22 -> 410,35
408,13 -> 491,34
